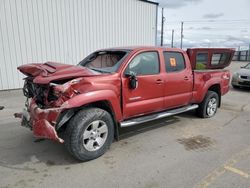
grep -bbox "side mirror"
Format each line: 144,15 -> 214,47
125,72 -> 138,89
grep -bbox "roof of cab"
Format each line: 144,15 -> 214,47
103,46 -> 186,53
139,0 -> 159,5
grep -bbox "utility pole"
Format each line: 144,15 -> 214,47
171,29 -> 174,48
180,22 -> 184,49
160,8 -> 165,46
248,44 -> 250,61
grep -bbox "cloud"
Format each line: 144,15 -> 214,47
226,35 -> 250,43
199,26 -> 212,30
241,29 -> 248,33
203,13 -> 224,19
191,36 -> 250,48
187,26 -> 212,30
155,0 -> 203,9
157,33 -> 250,48
202,39 -> 211,43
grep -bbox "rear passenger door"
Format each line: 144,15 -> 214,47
163,51 -> 193,109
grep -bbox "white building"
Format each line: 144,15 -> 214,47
0,0 -> 158,90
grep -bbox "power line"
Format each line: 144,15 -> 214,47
165,19 -> 250,23
161,18 -> 250,48
167,23 -> 250,26
164,28 -> 250,31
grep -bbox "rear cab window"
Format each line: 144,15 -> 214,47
164,52 -> 186,73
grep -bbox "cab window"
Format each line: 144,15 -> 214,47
125,52 -> 160,75
164,52 -> 185,72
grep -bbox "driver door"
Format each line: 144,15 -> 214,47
121,51 -> 165,119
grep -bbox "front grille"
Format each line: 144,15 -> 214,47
240,75 -> 250,79
23,79 -> 47,106
47,87 -> 58,102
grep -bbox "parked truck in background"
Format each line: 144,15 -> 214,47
16,46 -> 234,161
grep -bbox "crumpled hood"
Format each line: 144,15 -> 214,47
18,61 -> 100,84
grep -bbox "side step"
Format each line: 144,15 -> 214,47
120,104 -> 199,127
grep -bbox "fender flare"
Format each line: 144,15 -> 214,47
62,90 -> 122,121
199,81 -> 222,103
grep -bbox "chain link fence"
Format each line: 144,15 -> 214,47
233,50 -> 250,61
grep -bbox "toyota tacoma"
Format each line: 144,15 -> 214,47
16,46 -> 234,161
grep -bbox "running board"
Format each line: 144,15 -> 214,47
120,104 -> 199,127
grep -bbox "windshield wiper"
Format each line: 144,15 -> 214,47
88,67 -> 111,73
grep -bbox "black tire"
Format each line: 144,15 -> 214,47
232,85 -> 239,89
196,91 -> 219,118
65,107 -> 114,161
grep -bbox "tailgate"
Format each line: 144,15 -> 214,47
187,48 -> 235,70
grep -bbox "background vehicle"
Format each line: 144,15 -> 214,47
231,63 -> 250,88
16,47 -> 234,161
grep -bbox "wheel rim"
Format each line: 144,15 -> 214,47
206,97 -> 217,116
82,120 -> 108,152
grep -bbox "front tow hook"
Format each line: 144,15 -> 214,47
14,112 -> 22,118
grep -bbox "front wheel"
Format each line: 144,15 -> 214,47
232,85 -> 239,89
65,108 -> 114,161
196,91 -> 219,118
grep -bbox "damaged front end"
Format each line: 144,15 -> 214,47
15,77 -> 83,143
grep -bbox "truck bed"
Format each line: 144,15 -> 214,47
191,69 -> 231,104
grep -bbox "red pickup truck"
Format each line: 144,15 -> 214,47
16,46 -> 234,161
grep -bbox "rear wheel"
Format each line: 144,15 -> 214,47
65,108 -> 114,161
196,91 -> 219,118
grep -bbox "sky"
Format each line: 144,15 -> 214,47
154,0 -> 250,50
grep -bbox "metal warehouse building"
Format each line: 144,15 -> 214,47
0,0 -> 158,90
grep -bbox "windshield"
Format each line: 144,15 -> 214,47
243,63 -> 250,69
78,50 -> 130,73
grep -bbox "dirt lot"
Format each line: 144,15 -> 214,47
0,61 -> 250,188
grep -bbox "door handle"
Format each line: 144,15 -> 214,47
184,76 -> 189,81
155,79 -> 164,84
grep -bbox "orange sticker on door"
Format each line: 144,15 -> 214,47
170,58 -> 176,66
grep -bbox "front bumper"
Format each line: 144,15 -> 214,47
232,76 -> 250,87
15,100 -> 64,143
